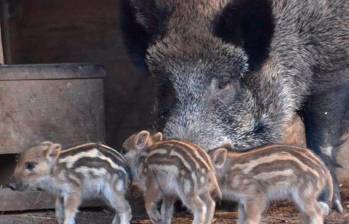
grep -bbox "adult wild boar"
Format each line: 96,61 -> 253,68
121,0 -> 349,211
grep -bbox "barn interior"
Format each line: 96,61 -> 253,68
0,0 -> 348,223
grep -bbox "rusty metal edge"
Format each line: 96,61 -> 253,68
0,63 -> 106,81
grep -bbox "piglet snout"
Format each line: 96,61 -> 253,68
7,177 -> 18,190
7,176 -> 24,191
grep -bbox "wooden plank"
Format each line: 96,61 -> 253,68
0,188 -> 55,211
0,64 -> 105,154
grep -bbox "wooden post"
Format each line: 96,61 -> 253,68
0,0 -> 12,64
0,23 -> 4,64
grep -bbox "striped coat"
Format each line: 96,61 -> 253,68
210,144 -> 333,224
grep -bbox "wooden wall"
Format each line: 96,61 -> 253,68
1,0 -> 154,148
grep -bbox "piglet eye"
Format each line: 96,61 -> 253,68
25,162 -> 37,171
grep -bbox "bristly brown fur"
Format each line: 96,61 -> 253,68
121,0 -> 348,211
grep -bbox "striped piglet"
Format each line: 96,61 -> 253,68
9,141 -> 132,224
209,144 -> 334,224
123,130 -> 222,224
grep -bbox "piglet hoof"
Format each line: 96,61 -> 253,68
7,183 -> 16,191
159,219 -> 171,224
333,185 -> 344,213
150,216 -> 161,224
148,211 -> 161,224
334,198 -> 344,213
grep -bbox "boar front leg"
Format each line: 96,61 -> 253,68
63,192 -> 81,224
55,196 -> 64,224
303,80 -> 349,213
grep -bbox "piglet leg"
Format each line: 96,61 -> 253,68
298,195 -> 324,224
55,196 -> 64,224
144,178 -> 162,224
200,192 -> 216,224
181,193 -> 207,224
161,196 -> 176,224
63,192 -> 81,224
240,196 -> 266,224
112,194 -> 132,224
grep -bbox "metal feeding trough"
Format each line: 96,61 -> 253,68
0,63 -> 106,154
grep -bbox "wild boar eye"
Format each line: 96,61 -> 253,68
25,162 -> 37,171
217,80 -> 231,90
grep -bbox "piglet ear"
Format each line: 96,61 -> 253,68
152,132 -> 163,142
44,142 -> 62,161
212,148 -> 228,168
135,130 -> 151,150
40,141 -> 54,146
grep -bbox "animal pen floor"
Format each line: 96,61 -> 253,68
1,185 -> 349,224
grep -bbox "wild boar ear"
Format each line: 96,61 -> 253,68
135,130 -> 151,150
120,0 -> 169,75
213,0 -> 274,71
152,132 -> 163,142
126,0 -> 168,35
45,143 -> 62,161
212,148 -> 228,168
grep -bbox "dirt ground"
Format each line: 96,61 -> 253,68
1,185 -> 348,224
